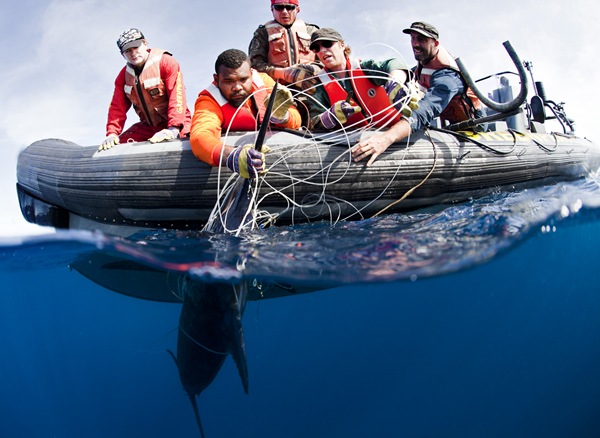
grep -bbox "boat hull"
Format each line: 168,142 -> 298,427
16,129 -> 600,230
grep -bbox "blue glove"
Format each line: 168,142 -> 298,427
226,144 -> 265,178
319,101 -> 362,129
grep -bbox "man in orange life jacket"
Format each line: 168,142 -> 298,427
352,21 -> 485,166
98,28 -> 192,152
249,0 -> 320,87
189,49 -> 301,178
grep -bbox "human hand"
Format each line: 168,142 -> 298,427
226,144 -> 265,178
98,134 -> 120,152
383,79 -> 419,117
149,127 -> 178,143
283,64 -> 320,84
268,85 -> 294,123
351,133 -> 395,166
319,101 -> 362,129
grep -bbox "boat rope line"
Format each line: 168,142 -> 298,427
508,129 -> 559,152
372,128 -> 438,218
429,126 -> 517,156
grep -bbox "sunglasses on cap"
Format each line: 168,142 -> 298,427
310,40 -> 336,52
273,4 -> 296,11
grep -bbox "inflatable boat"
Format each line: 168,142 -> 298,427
16,127 -> 600,232
16,41 -> 600,233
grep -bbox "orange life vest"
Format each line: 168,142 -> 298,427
415,45 -> 482,124
200,70 -> 270,132
317,58 -> 402,129
124,48 -> 170,127
265,19 -> 315,67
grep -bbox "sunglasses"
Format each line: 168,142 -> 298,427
310,40 -> 336,52
273,4 -> 296,11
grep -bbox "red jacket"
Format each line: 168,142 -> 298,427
318,58 -> 402,129
105,49 -> 191,136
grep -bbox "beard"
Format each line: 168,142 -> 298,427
229,92 -> 248,108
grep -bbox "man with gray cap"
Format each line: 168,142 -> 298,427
352,21 -> 484,166
99,28 -> 192,151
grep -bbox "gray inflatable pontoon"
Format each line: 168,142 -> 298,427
16,128 -> 600,231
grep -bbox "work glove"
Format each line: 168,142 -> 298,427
149,127 -> 179,143
283,64 -> 321,85
319,101 -> 362,130
384,79 -> 421,117
98,134 -> 120,152
226,144 -> 265,179
268,85 -> 294,124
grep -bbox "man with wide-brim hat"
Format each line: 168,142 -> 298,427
352,21 -> 485,166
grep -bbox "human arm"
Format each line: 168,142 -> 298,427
249,26 -> 272,74
351,118 -> 412,166
409,69 -> 464,131
160,54 -> 192,135
352,70 -> 464,166
189,94 -> 228,166
188,94 -> 270,177
104,68 -> 131,137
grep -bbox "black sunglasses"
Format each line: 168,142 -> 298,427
310,40 -> 336,52
273,4 -> 296,11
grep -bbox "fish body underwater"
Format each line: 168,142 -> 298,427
168,276 -> 248,437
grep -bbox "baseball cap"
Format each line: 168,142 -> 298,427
309,28 -> 343,51
117,28 -> 145,53
402,22 -> 439,40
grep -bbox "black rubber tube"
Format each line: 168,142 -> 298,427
456,41 -> 529,113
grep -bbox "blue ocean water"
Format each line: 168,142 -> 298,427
1,177 -> 600,438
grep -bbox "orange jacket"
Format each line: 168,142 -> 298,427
416,45 -> 482,123
106,49 -> 191,136
189,71 -> 301,166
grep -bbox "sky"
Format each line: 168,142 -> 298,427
1,0 -> 598,237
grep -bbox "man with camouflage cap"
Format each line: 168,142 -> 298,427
99,28 -> 192,151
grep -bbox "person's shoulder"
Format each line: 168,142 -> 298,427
251,23 -> 268,37
114,66 -> 127,83
431,67 -> 461,79
257,71 -> 275,86
159,51 -> 181,66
